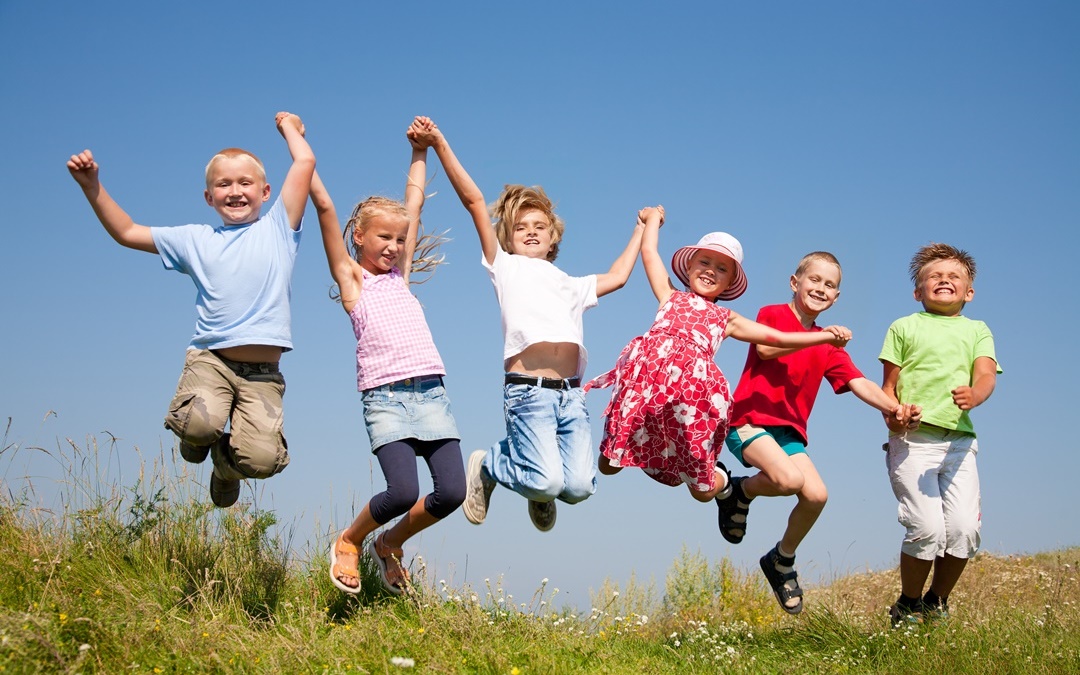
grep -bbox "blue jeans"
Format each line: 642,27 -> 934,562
485,380 -> 596,504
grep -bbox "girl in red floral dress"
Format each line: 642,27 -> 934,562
587,207 -> 852,510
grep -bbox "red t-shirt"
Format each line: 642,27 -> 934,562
729,304 -> 864,444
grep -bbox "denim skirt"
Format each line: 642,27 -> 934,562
361,375 -> 460,451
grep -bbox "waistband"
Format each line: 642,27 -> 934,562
369,374 -> 445,392
504,374 -> 581,390
210,350 -> 281,375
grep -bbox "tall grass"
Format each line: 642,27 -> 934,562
1,420 -> 1078,673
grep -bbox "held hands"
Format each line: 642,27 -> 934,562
637,205 -> 664,229
407,116 -> 440,150
821,324 -> 852,347
67,149 -> 100,191
887,402 -> 923,431
275,111 -> 305,138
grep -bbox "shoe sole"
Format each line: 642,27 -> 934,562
328,533 -> 361,595
528,500 -> 556,532
462,450 -> 488,525
210,473 -> 240,508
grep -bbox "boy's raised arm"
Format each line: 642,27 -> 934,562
67,149 -> 157,254
275,112 -> 316,231
415,119 -> 498,265
596,207 -> 653,298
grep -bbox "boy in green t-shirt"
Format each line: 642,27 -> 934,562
879,243 -> 1001,626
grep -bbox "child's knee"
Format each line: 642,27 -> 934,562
164,390 -> 227,446
230,431 -> 290,479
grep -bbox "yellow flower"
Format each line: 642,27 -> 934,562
511,668 -> 521,675
417,627 -> 425,635
94,589 -> 102,596
58,613 -> 68,624
202,632 -> 209,638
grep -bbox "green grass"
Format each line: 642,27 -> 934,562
1,423 -> 1078,674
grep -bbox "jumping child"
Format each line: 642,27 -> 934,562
720,251 -> 920,614
880,243 -> 999,625
322,117 -> 465,595
66,112 -> 315,508
586,216 -> 852,555
413,118 -> 645,532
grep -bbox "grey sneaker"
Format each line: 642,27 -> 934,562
528,499 -> 557,532
210,470 -> 240,508
462,450 -> 495,524
179,440 -> 210,464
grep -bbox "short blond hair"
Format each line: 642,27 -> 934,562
490,184 -> 565,262
794,251 -> 842,280
909,243 -> 976,285
204,148 -> 266,187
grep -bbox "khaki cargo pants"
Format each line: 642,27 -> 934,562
164,349 -> 290,481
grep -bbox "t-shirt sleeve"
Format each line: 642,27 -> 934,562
879,320 -> 905,367
824,346 -> 865,393
579,274 -> 598,311
151,224 -> 197,274
974,321 -> 1002,373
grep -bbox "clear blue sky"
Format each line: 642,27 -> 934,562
2,2 -> 1077,610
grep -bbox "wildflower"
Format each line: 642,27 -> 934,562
541,578 -> 549,584
511,668 -> 521,675
417,627 -> 425,635
78,644 -> 90,653
202,632 -> 209,638
390,656 -> 415,668
58,613 -> 68,625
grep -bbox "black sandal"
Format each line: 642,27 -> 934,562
714,462 -> 751,544
760,545 -> 803,615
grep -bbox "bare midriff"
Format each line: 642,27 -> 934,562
504,341 -> 579,379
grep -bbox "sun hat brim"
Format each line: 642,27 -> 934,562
671,244 -> 747,300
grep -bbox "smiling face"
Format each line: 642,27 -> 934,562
790,258 -> 842,319
355,212 -> 409,274
204,155 -> 270,225
687,249 -> 737,300
914,258 -> 974,316
510,208 -> 556,260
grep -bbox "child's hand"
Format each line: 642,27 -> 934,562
276,111 -> 306,138
408,116 -> 442,149
951,385 -> 978,410
821,324 -> 851,347
67,149 -> 100,191
638,205 -> 664,228
903,403 -> 922,428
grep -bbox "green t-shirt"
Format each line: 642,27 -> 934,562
879,312 -> 1001,435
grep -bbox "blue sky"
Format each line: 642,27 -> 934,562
2,2 -> 1077,610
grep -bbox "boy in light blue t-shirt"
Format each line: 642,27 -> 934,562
880,242 -> 1001,626
67,112 -> 315,508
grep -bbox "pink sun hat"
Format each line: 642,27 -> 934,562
670,231 -> 748,300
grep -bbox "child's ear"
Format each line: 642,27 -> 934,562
965,286 -> 975,302
789,274 -> 798,293
261,183 -> 271,202
204,189 -> 213,206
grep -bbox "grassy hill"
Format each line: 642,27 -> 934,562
1,428 -> 1077,674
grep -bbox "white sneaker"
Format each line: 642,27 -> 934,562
528,499 -> 557,532
462,450 -> 495,524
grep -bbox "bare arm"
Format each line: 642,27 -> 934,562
67,149 -> 157,253
401,117 -> 430,283
953,356 -> 997,410
639,207 -> 677,306
595,206 -> 653,297
310,170 -> 362,312
755,324 -> 852,360
725,311 -> 851,349
275,112 -> 317,231
414,119 -> 498,264
880,361 -> 909,432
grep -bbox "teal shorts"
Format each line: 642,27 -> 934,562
724,424 -> 807,469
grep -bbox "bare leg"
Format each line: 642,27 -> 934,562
689,467 -> 730,502
899,552 -> 934,599
928,554 -> 969,599
740,436 -> 805,500
778,454 -> 827,555
598,454 -> 623,475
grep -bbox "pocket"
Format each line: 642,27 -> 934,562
504,383 -> 537,407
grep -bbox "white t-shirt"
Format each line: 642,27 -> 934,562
483,248 -> 598,378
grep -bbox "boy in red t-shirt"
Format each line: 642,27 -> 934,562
718,251 -> 920,614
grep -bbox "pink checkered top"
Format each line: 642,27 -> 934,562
350,268 -> 445,391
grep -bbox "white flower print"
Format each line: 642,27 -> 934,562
710,393 -> 729,417
657,338 -> 674,359
692,358 -> 708,379
673,402 -> 696,426
632,426 -> 651,447
661,439 -> 677,457
667,364 -> 683,382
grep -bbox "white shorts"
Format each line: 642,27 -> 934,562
885,426 -> 981,561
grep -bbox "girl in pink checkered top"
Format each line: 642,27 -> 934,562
318,117 -> 466,596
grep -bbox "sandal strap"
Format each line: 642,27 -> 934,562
375,534 -> 404,559
335,535 -> 359,556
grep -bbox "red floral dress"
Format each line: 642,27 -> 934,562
587,291 -> 731,491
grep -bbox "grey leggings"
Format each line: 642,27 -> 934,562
369,438 -> 466,523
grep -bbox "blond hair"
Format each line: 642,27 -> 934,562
794,251 -> 842,279
490,184 -> 565,262
334,196 -> 446,298
908,243 -> 976,285
204,148 -> 266,187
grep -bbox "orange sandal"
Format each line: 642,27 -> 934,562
369,533 -> 410,596
329,532 -> 361,595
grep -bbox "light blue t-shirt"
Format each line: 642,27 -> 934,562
151,197 -> 302,351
